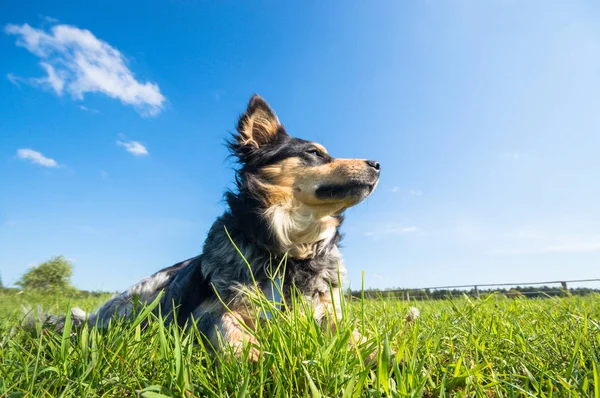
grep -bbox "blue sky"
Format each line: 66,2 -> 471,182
1,1 -> 599,292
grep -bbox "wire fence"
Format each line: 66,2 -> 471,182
350,278 -> 600,301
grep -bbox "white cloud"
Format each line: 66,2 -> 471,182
7,73 -> 23,87
79,105 -> 100,114
4,22 -> 166,116
507,227 -> 552,241
42,16 -> 59,24
31,62 -> 65,94
540,241 -> 600,253
391,187 -> 423,196
452,221 -> 485,242
492,224 -> 600,255
365,225 -> 422,237
492,241 -> 600,255
500,152 -> 530,161
117,140 -> 148,156
15,148 -> 58,167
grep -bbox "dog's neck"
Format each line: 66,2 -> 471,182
198,193 -> 345,296
264,204 -> 340,259
225,191 -> 342,260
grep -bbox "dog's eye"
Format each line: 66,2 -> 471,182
306,149 -> 323,158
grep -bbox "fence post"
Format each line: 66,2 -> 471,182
474,285 -> 480,299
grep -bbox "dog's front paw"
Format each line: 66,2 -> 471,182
362,346 -> 398,370
351,330 -> 397,369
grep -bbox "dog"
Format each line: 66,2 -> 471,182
36,95 -> 382,361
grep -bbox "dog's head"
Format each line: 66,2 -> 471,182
230,95 -> 380,216
228,94 -> 380,257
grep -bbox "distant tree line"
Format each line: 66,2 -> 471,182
351,285 -> 600,300
3,255 -> 598,301
1,256 -> 114,297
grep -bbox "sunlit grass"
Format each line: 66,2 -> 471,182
0,290 -> 599,397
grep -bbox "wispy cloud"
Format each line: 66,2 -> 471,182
539,241 -> 600,253
492,225 -> 600,255
42,16 -> 59,24
79,105 -> 100,114
452,221 -> 485,242
15,148 -> 58,167
117,140 -> 149,156
493,241 -> 600,255
4,22 -> 166,116
100,169 -> 110,179
31,62 -> 65,94
6,73 -> 23,87
364,225 -> 422,237
500,152 -> 530,161
390,187 -> 423,196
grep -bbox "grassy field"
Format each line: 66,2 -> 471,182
1,290 -> 599,397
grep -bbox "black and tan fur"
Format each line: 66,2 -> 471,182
39,95 -> 382,361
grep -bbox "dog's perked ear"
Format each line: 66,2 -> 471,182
237,95 -> 282,148
232,95 -> 288,157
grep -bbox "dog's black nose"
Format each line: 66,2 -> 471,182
366,160 -> 381,171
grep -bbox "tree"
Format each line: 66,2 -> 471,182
16,256 -> 77,294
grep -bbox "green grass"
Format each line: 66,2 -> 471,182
1,290 -> 599,397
